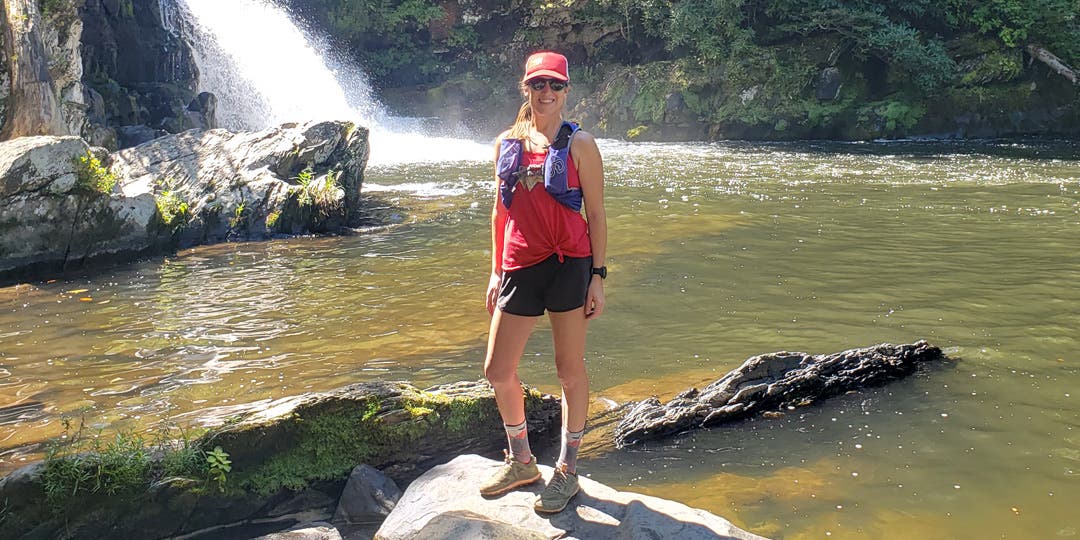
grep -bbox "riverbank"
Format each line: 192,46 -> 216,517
0,380 -> 770,539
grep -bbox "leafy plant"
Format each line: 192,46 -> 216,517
155,190 -> 190,230
206,447 -> 232,492
229,203 -> 247,229
265,210 -> 281,230
75,151 -> 118,195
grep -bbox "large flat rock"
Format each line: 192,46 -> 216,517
376,454 -> 769,540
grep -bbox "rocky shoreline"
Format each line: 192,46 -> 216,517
0,342 -> 946,540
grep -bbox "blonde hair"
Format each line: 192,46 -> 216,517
509,100 -> 532,140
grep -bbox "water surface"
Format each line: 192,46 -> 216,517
2,139 -> 1077,539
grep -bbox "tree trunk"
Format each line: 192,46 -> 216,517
1026,44 -> 1079,85
1,0 -> 69,140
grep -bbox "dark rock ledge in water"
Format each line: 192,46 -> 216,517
0,120 -> 368,285
615,340 -> 945,447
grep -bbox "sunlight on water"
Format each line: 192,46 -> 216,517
2,140 -> 1079,539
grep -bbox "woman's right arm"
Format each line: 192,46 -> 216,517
487,132 -> 511,314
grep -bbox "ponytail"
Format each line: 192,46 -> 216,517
509,101 -> 532,140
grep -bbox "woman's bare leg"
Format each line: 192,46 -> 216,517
484,310 -> 539,427
549,309 -> 590,433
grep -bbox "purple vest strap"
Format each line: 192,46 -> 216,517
496,121 -> 582,212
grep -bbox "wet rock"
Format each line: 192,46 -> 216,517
816,67 -> 843,101
375,454 -> 769,540
332,464 -> 402,539
117,124 -> 166,148
615,341 -> 944,447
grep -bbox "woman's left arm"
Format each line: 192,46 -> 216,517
573,130 -> 607,320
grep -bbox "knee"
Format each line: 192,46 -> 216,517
484,359 -> 518,386
555,359 -> 588,389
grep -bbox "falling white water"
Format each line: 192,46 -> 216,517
176,0 -> 489,166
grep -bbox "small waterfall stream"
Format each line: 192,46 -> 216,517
171,0 -> 489,165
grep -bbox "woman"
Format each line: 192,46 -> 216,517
478,51 -> 607,514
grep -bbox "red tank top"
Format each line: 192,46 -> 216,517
501,149 -> 592,272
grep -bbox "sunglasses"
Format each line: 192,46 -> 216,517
527,78 -> 568,92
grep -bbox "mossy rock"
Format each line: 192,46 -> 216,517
0,380 -> 560,539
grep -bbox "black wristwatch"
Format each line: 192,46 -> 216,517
591,266 -> 607,279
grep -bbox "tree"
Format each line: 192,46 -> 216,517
1,0 -> 69,140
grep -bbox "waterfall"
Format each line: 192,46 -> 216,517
173,0 -> 489,165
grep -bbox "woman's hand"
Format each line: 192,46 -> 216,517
486,272 -> 502,315
585,276 -> 605,320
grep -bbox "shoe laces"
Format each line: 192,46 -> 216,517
549,462 -> 573,490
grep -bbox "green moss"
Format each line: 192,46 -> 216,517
235,389 -> 513,495
237,397 -> 426,495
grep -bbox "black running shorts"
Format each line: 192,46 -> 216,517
497,254 -> 593,316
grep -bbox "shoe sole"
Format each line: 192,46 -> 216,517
479,471 -> 542,497
533,484 -> 580,514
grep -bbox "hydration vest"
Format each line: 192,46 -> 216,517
496,121 -> 582,212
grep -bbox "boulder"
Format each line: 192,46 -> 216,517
615,341 -> 945,447
332,464 -> 402,539
0,120 -> 370,283
375,454 -> 768,540
815,67 -> 843,101
0,135 -> 158,279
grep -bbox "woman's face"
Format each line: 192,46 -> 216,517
525,78 -> 569,118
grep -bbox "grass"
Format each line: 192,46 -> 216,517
41,417 -> 223,511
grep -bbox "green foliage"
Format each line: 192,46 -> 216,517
41,417 -> 223,510
42,419 -> 147,507
38,0 -> 66,18
154,425 -> 206,481
295,166 -> 340,210
155,189 -> 190,230
445,25 -> 479,50
75,151 -> 117,195
265,210 -> 281,230
229,203 -> 247,229
626,125 -> 650,139
858,98 -> 927,134
667,0 -> 753,62
959,50 -> 1024,85
206,447 -> 232,492
238,390 -> 506,495
289,0 -> 445,85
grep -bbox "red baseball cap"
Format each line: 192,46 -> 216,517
522,51 -> 569,82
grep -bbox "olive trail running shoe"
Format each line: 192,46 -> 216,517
534,462 -> 580,513
478,451 -> 541,496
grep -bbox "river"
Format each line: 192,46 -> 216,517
2,138 -> 1077,539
